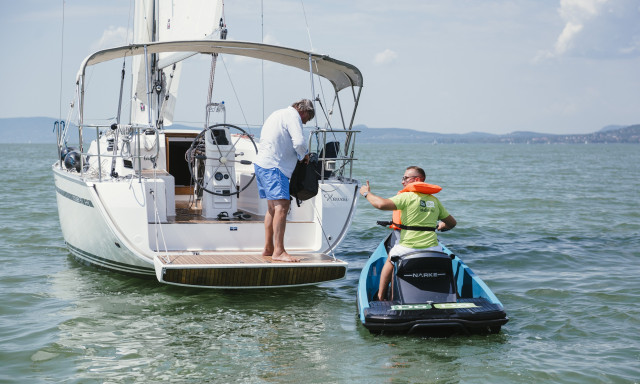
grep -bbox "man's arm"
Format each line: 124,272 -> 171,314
359,181 -> 397,211
287,110 -> 308,161
437,215 -> 457,231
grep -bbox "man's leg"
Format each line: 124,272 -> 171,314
262,200 -> 275,256
377,241 -> 406,300
271,198 -> 300,262
378,258 -> 394,300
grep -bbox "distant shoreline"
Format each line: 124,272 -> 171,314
1,117 -> 638,144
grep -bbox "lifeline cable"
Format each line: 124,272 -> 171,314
313,61 -> 334,130
311,200 -> 337,261
149,176 -> 170,261
220,56 -> 251,130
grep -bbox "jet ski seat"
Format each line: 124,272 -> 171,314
391,251 -> 457,304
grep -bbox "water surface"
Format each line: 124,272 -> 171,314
1,143 -> 638,383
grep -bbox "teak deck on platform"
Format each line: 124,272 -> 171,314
150,197 -> 341,287
156,252 -> 347,287
158,252 -> 338,266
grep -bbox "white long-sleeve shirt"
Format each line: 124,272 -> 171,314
254,106 -> 308,178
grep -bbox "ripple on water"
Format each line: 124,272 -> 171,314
2,143 -> 640,383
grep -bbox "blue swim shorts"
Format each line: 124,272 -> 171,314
254,165 -> 290,200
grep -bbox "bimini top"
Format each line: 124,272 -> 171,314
77,39 -> 363,92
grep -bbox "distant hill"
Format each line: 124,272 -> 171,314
354,124 -> 640,144
1,117 -> 638,144
352,125 -> 499,144
599,125 -> 626,132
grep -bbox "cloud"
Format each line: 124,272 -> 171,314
90,26 -> 130,51
262,33 -> 281,46
539,0 -> 640,60
554,21 -> 584,55
373,49 -> 398,65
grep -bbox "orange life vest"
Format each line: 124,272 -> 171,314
390,182 -> 442,230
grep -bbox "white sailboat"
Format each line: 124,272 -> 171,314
52,0 -> 363,288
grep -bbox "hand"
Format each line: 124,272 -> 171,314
303,153 -> 310,164
359,180 -> 371,196
437,221 -> 449,232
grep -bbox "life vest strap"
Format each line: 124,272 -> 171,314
392,222 -> 436,231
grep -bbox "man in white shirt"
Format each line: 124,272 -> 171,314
254,99 -> 314,262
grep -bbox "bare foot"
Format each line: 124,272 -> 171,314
262,247 -> 274,257
271,252 -> 301,262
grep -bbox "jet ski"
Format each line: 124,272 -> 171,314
357,229 -> 509,335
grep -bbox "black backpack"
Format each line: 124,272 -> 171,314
289,153 -> 320,206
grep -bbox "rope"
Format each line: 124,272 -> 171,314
158,64 -> 176,126
207,55 -> 218,109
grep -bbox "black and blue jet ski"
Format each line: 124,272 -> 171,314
357,229 -> 509,335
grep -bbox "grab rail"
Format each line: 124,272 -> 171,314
60,123 -> 160,182
309,129 -> 359,182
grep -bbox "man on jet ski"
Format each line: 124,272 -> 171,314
359,166 -> 457,301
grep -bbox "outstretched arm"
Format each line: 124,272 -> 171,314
359,181 -> 397,211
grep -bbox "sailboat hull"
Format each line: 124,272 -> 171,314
53,159 -> 356,287
53,167 -> 156,275
53,7 -> 365,288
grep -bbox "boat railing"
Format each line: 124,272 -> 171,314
309,129 -> 359,182
61,123 -> 160,182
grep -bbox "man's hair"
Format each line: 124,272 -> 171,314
406,166 -> 426,180
292,99 -> 315,120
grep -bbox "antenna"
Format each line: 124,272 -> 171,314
300,0 -> 314,52
58,0 -> 65,122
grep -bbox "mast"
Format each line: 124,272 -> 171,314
153,0 -> 163,129
130,0 -> 224,128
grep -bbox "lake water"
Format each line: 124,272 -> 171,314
1,142 -> 639,383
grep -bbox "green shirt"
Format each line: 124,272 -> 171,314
389,192 -> 450,249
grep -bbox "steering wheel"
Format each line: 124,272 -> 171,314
187,123 -> 258,196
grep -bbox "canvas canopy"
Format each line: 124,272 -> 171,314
77,40 -> 363,93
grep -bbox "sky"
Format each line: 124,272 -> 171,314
1,0 -> 639,135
